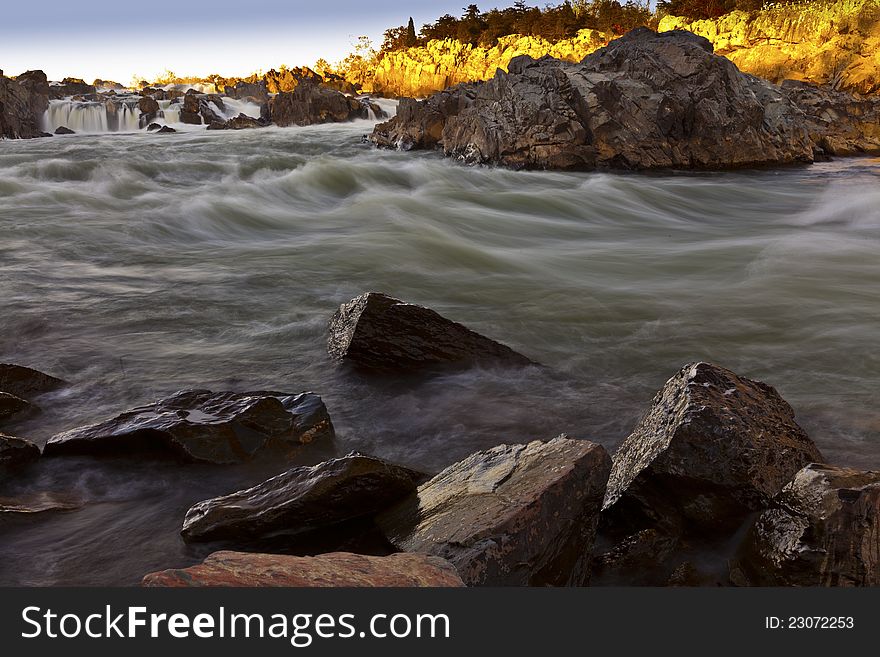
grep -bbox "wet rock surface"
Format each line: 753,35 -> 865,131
328,292 -> 534,372
269,83 -> 370,127
0,393 -> 33,424
142,550 -> 465,587
378,436 -> 611,586
182,452 -> 424,542
731,464 -> 880,586
207,113 -> 268,130
371,29 -> 821,170
603,362 -> 823,532
0,491 -> 83,517
43,389 -> 334,463
0,364 -> 65,399
0,433 -> 40,469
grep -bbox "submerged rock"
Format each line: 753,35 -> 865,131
206,113 -> 267,130
0,491 -> 83,517
156,125 -> 177,134
0,433 -> 40,469
603,362 -> 823,532
142,550 -> 465,587
43,389 -> 334,463
328,292 -> 534,372
378,436 -> 611,586
182,452 -> 424,542
0,363 -> 65,398
54,126 -> 75,135
269,82 -> 369,127
732,464 -> 880,586
371,28 -> 816,170
0,393 -> 33,423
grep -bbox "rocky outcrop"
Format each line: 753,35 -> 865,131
43,389 -> 334,463
206,113 -> 268,130
0,433 -> 40,469
659,2 -> 880,95
603,362 -> 823,532
328,292 -> 534,372
0,70 -> 50,139
179,90 -> 202,124
0,364 -> 65,398
49,77 -> 97,100
731,464 -> 880,586
269,83 -> 370,127
223,80 -> 269,100
182,452 -> 423,542
137,95 -> 159,128
781,80 -> 880,156
93,79 -> 125,91
371,29 -> 817,170
368,29 -> 610,97
378,436 -> 611,586
142,550 -> 465,587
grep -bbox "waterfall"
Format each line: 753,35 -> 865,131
44,98 -> 143,134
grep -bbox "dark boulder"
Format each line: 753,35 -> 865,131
378,436 -> 611,586
591,528 -> 679,586
0,392 -> 33,424
146,122 -> 162,131
269,82 -> 368,127
731,464 -> 880,586
0,364 -> 65,398
179,90 -> 202,124
0,70 -> 50,139
0,433 -> 40,469
603,362 -> 823,532
43,389 -> 334,463
182,452 -> 424,542
206,113 -> 266,130
138,96 -> 160,128
371,29 -> 815,170
156,125 -> 177,134
54,126 -> 75,135
328,292 -> 534,372
142,551 -> 465,587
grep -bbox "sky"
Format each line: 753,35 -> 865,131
0,1 -> 522,84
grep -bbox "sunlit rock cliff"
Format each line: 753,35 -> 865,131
366,29 -> 611,98
659,0 -> 880,94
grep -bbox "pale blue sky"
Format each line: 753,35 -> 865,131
0,1 -> 514,83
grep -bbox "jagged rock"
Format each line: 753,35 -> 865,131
94,79 -> 124,90
223,80 -> 269,101
269,82 -> 368,127
138,95 -> 160,128
378,436 -> 611,586
206,113 -> 266,131
54,126 -> 75,135
179,90 -> 202,124
603,362 -> 823,532
142,551 -> 465,587
156,125 -> 177,134
48,77 -> 96,100
780,80 -> 880,156
371,28 -> 817,170
731,464 -> 880,586
0,70 -> 50,139
43,389 -> 334,463
263,66 -> 323,93
328,292 -> 534,372
0,433 -> 40,468
0,491 -> 83,517
0,364 -> 64,399
182,452 -> 424,542
0,392 -> 33,423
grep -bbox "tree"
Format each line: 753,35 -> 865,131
405,17 -> 418,46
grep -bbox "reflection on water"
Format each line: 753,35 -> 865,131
0,119 -> 878,584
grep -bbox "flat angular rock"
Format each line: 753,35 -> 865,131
0,433 -> 40,469
603,362 -> 822,529
0,392 -> 33,423
182,452 -> 424,542
141,551 -> 465,587
731,464 -> 880,586
0,363 -> 65,399
328,292 -> 534,372
378,435 -> 611,586
44,389 -> 334,464
0,491 -> 82,517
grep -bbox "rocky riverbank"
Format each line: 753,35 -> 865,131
0,70 -> 50,139
370,28 -> 880,170
2,294 -> 878,587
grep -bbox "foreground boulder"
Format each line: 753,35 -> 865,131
0,393 -> 33,423
0,433 -> 40,469
142,550 -> 464,587
378,436 -> 611,586
328,292 -> 534,372
371,28 -> 816,170
0,364 -> 65,398
0,71 -> 50,139
182,452 -> 423,542
731,464 -> 880,586
603,362 -> 822,532
44,389 -> 334,463
269,83 -> 370,127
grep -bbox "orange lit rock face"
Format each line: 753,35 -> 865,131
659,3 -> 880,95
367,30 -> 611,98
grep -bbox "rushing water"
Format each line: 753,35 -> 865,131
1,111 -> 879,584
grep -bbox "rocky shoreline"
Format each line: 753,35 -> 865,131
2,295 -> 877,587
